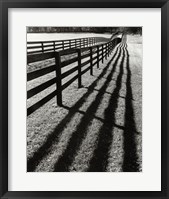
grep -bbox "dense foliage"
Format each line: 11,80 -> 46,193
27,27 -> 142,35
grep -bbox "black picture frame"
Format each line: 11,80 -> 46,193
0,0 -> 168,198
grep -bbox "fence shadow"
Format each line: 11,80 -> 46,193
87,44 -> 125,172
27,44 -> 121,172
54,45 -> 123,171
122,44 -> 139,172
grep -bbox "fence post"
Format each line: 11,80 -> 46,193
105,43 -> 108,60
115,39 -> 117,47
55,52 -> 62,106
87,38 -> 89,47
41,42 -> 44,53
108,42 -> 110,56
90,47 -> 93,76
77,49 -> 82,88
84,38 -> 86,47
62,41 -> 64,50
110,41 -> 112,53
110,41 -> 113,53
69,40 -> 71,49
112,40 -> 115,50
107,43 -> 109,57
107,43 -> 109,56
53,41 -> 55,52
89,37 -> 91,46
97,46 -> 99,68
80,39 -> 81,48
83,39 -> 85,47
102,44 -> 104,63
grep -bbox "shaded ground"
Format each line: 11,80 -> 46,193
27,34 -> 142,172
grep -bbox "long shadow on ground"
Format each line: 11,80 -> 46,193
122,44 -> 140,172
87,43 -> 125,172
54,44 -> 124,171
27,43 -> 121,172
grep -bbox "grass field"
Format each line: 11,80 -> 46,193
27,34 -> 142,172
27,33 -> 112,42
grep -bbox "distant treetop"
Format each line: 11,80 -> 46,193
27,27 -> 142,35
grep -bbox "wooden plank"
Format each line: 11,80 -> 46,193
81,65 -> 91,75
92,53 -> 97,59
62,43 -> 72,48
54,46 -> 63,50
27,50 -> 43,55
99,57 -> 102,62
27,77 -> 56,99
81,59 -> 90,68
41,42 -> 44,53
61,57 -> 78,68
27,52 -> 55,64
92,51 -> 97,56
27,65 -> 56,81
53,43 -> 62,47
81,46 -> 90,52
62,74 -> 79,91
70,41 -> 76,44
75,44 -> 81,48
28,41 -> 56,44
27,41 -> 41,44
27,46 -> 42,49
43,49 -> 55,53
81,52 -> 90,60
61,65 -> 78,79
43,44 -> 55,48
93,60 -> 98,66
27,90 -> 56,116
92,56 -> 97,62
59,48 -> 77,56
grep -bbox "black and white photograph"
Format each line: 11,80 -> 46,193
27,26 -> 142,172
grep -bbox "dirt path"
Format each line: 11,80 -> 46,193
27,35 -> 142,172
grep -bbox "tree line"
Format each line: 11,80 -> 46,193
27,27 -> 142,35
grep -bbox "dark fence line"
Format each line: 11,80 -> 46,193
27,37 -> 122,116
27,36 -> 109,55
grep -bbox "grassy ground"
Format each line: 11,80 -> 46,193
27,33 -> 112,42
27,34 -> 142,172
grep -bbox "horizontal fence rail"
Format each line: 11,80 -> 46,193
27,36 -> 109,55
27,37 -> 122,116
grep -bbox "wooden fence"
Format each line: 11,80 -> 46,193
27,36 -> 109,55
27,37 -> 122,116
